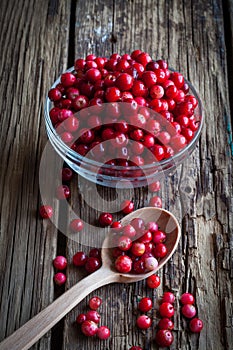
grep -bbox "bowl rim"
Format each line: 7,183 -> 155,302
44,66 -> 204,172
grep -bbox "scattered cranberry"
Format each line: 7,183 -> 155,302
111,221 -> 122,232
86,310 -> 101,324
85,257 -> 101,273
99,212 -> 113,227
121,200 -> 134,214
115,255 -> 132,273
70,219 -> 84,232
159,302 -> 174,318
53,256 -> 67,270
180,292 -> 195,305
62,167 -> 73,182
148,181 -> 161,192
39,205 -> 53,219
138,297 -> 153,312
81,320 -> 98,336
56,185 -> 70,200
54,272 -> 66,286
158,318 -> 174,330
146,274 -> 160,288
89,248 -> 101,259
149,196 -> 162,208
76,313 -> 86,324
162,292 -> 175,304
189,317 -> 203,333
181,304 -> 196,318
155,329 -> 174,347
97,326 -> 111,340
89,296 -> 102,310
73,251 -> 88,267
136,315 -> 152,329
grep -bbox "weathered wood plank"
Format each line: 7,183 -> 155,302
62,0 -> 233,349
0,0 -> 71,349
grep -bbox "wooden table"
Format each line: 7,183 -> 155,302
0,0 -> 233,349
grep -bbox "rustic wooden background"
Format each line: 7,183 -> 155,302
0,0 -> 233,349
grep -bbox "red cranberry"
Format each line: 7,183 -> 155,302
99,212 -> 113,227
155,330 -> 174,347
86,310 -> 101,324
54,272 -> 66,286
189,317 -> 203,333
53,256 -> 67,270
146,221 -> 158,233
60,132 -> 74,144
162,292 -> 175,304
122,224 -> 137,238
130,218 -> 145,233
63,116 -> 79,132
62,167 -> 73,182
115,73 -> 134,91
153,230 -> 166,244
73,251 -> 88,267
158,318 -> 174,330
144,256 -> 158,271
133,259 -> 146,274
85,68 -> 101,83
57,109 -> 73,122
146,274 -> 160,288
74,58 -> 86,70
149,196 -> 162,208
129,347 -> 143,350
81,320 -> 98,336
61,72 -> 76,87
76,313 -> 86,324
97,326 -> 111,340
39,205 -> 53,219
105,86 -> 121,102
89,296 -> 102,310
132,80 -> 148,97
153,243 -> 167,258
56,185 -> 70,200
138,297 -> 153,312
115,255 -> 132,273
141,71 -> 157,87
136,52 -> 152,66
118,235 -> 132,251
150,84 -> 164,99
111,221 -> 122,232
85,257 -> 101,273
89,248 -> 101,259
136,315 -> 152,329
181,304 -> 196,318
171,71 -> 184,88
151,145 -> 165,162
48,88 -> 62,101
131,242 -> 146,256
72,95 -> 89,111
121,200 -> 134,214
131,49 -> 142,59
138,230 -> 152,244
66,87 -> 80,100
180,293 -> 195,305
70,219 -> 84,232
159,302 -> 174,318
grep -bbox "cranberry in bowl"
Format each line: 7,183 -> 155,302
44,52 -> 203,188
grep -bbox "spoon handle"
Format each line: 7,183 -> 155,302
0,266 -> 115,350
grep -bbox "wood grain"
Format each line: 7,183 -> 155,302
0,0 -> 71,349
0,0 -> 232,349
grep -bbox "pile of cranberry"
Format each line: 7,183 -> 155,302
48,50 -> 200,171
111,217 -> 168,274
76,296 -> 110,340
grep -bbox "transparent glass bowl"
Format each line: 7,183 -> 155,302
44,68 -> 204,188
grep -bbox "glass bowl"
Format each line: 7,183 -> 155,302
44,67 -> 203,188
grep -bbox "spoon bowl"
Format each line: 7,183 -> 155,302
0,207 -> 181,350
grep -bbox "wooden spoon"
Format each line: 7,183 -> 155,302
0,207 -> 181,350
